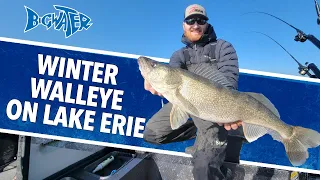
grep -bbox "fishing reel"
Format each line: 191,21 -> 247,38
294,32 -> 308,43
298,63 -> 309,76
246,0 -> 320,49
245,1 -> 320,79
251,31 -> 320,79
301,62 -> 320,78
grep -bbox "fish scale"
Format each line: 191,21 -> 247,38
177,72 -> 242,122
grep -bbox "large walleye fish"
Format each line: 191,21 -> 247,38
137,56 -> 320,166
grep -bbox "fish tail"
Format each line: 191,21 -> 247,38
283,126 -> 320,166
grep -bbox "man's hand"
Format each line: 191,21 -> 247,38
141,72 -> 163,97
144,79 -> 163,96
218,120 -> 242,131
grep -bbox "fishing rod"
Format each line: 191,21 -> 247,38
315,0 -> 320,25
251,31 -> 320,78
242,11 -> 320,50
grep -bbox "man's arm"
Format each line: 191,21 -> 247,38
142,73 -> 163,96
169,50 -> 185,68
216,40 -> 242,130
216,40 -> 239,90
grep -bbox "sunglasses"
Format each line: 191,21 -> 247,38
184,18 -> 207,25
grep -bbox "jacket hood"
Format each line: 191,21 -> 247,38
181,23 -> 217,47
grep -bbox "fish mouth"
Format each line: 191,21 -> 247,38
138,56 -> 158,74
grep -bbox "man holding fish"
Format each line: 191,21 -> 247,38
141,4 -> 245,180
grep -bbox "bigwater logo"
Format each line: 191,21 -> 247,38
24,5 -> 93,38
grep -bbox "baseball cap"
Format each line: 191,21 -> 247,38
184,4 -> 209,20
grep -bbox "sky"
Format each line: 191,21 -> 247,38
0,0 -> 320,76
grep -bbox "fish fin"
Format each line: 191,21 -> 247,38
175,91 -> 200,116
169,105 -> 190,130
242,122 -> 269,142
283,126 -> 320,166
268,130 -> 283,142
243,124 -> 283,142
192,65 -> 234,88
245,92 -> 280,118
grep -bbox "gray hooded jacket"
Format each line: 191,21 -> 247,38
169,24 -> 243,137
169,24 -> 239,90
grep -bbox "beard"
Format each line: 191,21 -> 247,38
184,29 -> 203,42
